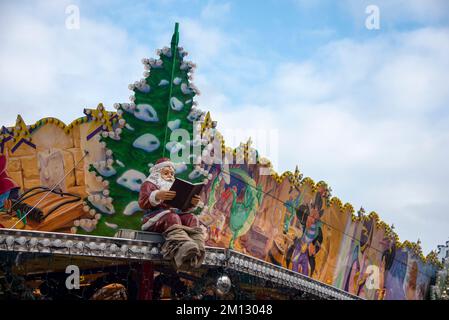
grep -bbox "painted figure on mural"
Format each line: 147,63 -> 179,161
217,185 -> 237,234
405,259 -> 421,300
0,155 -> 19,205
286,193 -> 324,277
37,148 -> 66,192
227,169 -> 263,249
283,190 -> 302,234
201,167 -> 235,241
217,185 -> 236,212
344,219 -> 374,296
0,154 -> 21,229
205,166 -> 263,249
377,242 -> 396,300
383,248 -> 408,299
210,212 -> 226,242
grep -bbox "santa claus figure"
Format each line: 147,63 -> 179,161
139,157 -> 203,232
138,158 -> 205,269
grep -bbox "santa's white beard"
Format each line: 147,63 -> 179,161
158,177 -> 174,191
146,171 -> 174,190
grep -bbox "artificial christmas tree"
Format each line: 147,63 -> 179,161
82,23 -> 211,236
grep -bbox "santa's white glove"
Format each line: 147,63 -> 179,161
149,191 -> 162,206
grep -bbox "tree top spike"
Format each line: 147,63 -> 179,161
171,22 -> 180,51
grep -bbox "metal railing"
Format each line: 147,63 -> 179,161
0,228 -> 361,300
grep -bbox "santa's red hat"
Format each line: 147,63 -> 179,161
149,157 -> 175,173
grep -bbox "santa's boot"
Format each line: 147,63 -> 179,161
184,226 -> 206,268
162,225 -> 200,269
175,240 -> 201,269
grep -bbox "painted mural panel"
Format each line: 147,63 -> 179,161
198,161 -> 438,300
0,108 -> 111,233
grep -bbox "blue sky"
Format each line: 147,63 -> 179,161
1,0 -> 449,253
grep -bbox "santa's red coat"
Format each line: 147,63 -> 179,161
138,181 -> 199,233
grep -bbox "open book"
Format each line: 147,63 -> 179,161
165,178 -> 204,211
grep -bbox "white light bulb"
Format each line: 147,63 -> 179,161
75,242 -> 84,250
109,244 -> 118,252
6,236 -> 14,246
16,236 -> 27,246
40,238 -> 51,247
65,240 -> 74,248
29,238 -> 38,247
130,245 -> 139,253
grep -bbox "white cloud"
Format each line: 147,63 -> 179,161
201,1 -> 231,21
0,1 -> 147,126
